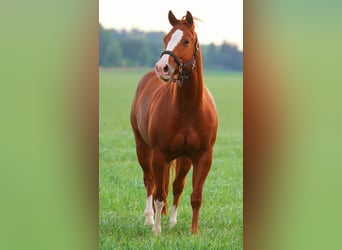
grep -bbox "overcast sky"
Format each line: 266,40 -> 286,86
99,0 -> 243,50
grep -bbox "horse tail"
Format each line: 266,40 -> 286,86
161,160 -> 177,215
169,159 -> 177,189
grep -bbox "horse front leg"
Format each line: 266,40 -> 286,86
190,149 -> 213,234
142,171 -> 155,226
133,131 -> 155,225
151,149 -> 169,234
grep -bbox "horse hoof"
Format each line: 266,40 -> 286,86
169,219 -> 177,228
152,225 -> 161,234
144,211 -> 154,225
190,227 -> 199,234
144,217 -> 155,225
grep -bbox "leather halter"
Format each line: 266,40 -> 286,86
160,38 -> 199,87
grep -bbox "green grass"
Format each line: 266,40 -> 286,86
99,68 -> 242,249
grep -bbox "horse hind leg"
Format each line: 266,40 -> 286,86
190,150 -> 213,234
159,159 -> 179,216
151,150 -> 169,234
169,157 -> 192,227
133,132 -> 155,225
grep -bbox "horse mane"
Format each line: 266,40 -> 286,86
180,16 -> 203,28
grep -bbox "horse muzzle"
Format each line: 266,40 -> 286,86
155,54 -> 177,82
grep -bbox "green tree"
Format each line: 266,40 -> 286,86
219,42 -> 233,69
99,24 -> 112,66
202,43 -> 219,69
103,40 -> 122,67
120,39 -> 144,65
137,45 -> 154,66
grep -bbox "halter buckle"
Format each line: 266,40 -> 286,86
179,64 -> 183,73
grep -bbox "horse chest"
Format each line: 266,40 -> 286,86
173,128 -> 197,146
150,109 -> 214,157
161,125 -> 204,157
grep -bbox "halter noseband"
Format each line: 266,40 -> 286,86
160,38 -> 199,87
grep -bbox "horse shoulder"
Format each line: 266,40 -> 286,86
131,70 -> 164,146
188,89 -> 218,147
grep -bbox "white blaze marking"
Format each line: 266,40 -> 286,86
169,205 -> 178,227
156,29 -> 183,70
152,199 -> 165,234
144,195 -> 154,225
166,29 -> 183,51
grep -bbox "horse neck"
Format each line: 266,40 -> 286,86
175,49 -> 204,112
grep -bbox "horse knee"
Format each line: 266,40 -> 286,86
190,196 -> 202,209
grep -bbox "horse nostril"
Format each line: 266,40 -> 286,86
163,65 -> 169,73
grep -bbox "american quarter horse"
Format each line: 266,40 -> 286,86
130,10 -> 218,234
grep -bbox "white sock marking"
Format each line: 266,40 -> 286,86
144,195 -> 154,225
152,199 -> 165,234
169,205 -> 178,227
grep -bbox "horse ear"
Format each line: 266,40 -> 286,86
185,11 -> 193,26
168,10 -> 179,26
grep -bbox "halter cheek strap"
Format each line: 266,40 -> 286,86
160,38 -> 199,87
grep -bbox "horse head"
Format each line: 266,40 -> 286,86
155,11 -> 199,85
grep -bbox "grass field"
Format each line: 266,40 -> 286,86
99,68 -> 242,249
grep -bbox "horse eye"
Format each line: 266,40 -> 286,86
183,39 -> 190,46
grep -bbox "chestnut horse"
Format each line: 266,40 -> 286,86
130,10 -> 218,234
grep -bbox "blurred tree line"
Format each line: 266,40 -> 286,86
99,24 -> 242,71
